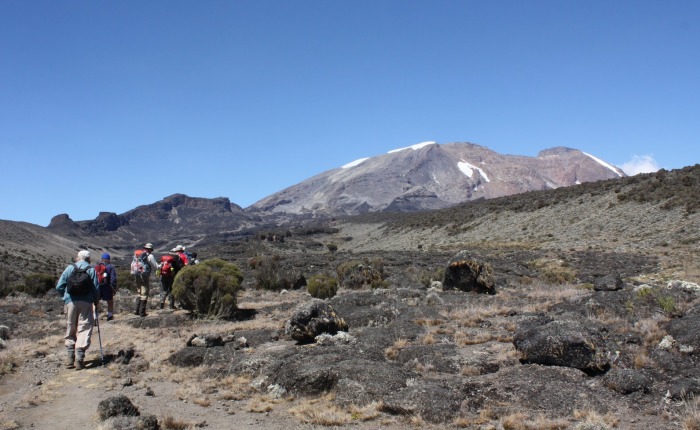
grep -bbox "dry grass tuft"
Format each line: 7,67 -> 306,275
192,397 -> 211,407
634,317 -> 668,347
681,399 -> 700,430
572,409 -> 620,429
500,412 -> 568,430
385,338 -> 410,360
288,393 -> 383,426
161,416 -> 191,430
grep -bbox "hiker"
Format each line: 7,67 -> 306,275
95,253 -> 118,321
173,244 -> 189,266
55,250 -> 100,370
174,244 -> 199,265
159,248 -> 184,310
132,243 -> 159,317
189,251 -> 199,265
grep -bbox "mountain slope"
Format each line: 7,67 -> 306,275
248,142 -> 625,215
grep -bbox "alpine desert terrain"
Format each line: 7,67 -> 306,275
1,165 -> 700,430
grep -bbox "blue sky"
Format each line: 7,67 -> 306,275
1,1 -> 698,226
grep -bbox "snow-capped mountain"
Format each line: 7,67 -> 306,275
248,142 -> 625,215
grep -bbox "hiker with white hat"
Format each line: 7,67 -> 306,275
55,250 -> 100,370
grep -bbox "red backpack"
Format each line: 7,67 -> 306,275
94,263 -> 108,286
160,255 -> 176,278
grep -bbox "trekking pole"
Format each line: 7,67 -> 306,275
94,304 -> 105,366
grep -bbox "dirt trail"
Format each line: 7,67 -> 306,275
0,317 -> 409,430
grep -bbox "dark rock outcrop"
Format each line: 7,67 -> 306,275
96,394 -> 140,420
513,315 -> 610,374
442,251 -> 495,294
602,368 -> 653,394
284,299 -> 348,343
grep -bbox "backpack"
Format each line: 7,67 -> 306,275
160,255 -> 176,278
185,252 -> 197,265
94,263 -> 108,286
67,264 -> 93,295
130,249 -> 150,275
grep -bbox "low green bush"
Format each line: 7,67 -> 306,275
172,258 -> 243,318
21,273 -> 56,297
307,273 -> 338,299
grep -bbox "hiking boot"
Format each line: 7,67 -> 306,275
65,354 -> 75,369
134,298 -> 141,316
160,302 -> 164,310
139,300 -> 148,317
75,360 -> 85,370
106,314 -> 114,321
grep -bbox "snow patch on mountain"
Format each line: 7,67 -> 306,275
458,160 -> 491,182
342,157 -> 370,169
583,152 -> 623,177
388,141 -> 436,154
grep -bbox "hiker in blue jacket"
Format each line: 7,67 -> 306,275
56,250 -> 100,370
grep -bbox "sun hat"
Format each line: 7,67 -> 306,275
144,243 -> 154,250
101,253 -> 111,260
174,245 -> 185,252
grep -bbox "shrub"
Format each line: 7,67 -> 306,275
172,258 -> 244,319
116,269 -> 138,293
20,273 -> 56,297
336,259 -> 384,290
420,267 -> 445,288
307,273 -> 338,299
252,255 -> 295,291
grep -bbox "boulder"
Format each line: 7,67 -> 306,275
442,251 -> 495,294
96,395 -> 139,421
187,333 -> 225,347
593,274 -> 624,291
284,299 -> 348,343
0,325 -> 10,341
602,368 -> 652,394
666,306 -> 700,354
513,315 -> 610,374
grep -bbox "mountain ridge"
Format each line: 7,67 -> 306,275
248,142 -> 625,215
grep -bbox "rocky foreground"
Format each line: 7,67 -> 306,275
2,246 -> 700,430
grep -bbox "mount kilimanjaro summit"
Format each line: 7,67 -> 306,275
40,141 -> 625,244
249,141 -> 625,216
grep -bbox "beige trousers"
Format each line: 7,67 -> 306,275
64,301 -> 95,352
135,273 -> 151,300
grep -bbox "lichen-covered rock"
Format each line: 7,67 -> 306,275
442,251 -> 495,294
187,333 -> 225,347
284,299 -> 348,343
96,395 -> 139,421
602,368 -> 652,394
513,315 -> 610,374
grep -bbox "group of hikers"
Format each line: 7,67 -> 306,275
54,243 -> 197,370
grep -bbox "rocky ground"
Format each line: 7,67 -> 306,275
2,239 -> 700,429
1,167 -> 700,429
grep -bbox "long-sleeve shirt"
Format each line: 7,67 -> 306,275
56,260 -> 100,304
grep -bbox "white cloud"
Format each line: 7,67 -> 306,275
621,155 -> 660,176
